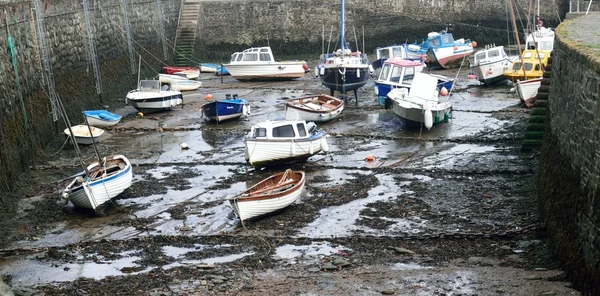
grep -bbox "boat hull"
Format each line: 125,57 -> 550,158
170,81 -> 202,91
66,155 -> 133,210
321,66 -> 370,94
427,46 -> 473,69
516,78 -> 542,107
126,90 -> 183,113
224,62 -> 307,81
391,100 -> 452,128
285,95 -> 345,123
202,99 -> 248,122
83,110 -> 121,128
244,132 -> 327,167
64,125 -> 105,145
85,116 -> 120,128
473,60 -> 510,86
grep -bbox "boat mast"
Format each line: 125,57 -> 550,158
339,0 -> 345,51
508,0 -> 527,79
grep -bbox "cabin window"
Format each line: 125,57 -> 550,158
260,48 -> 269,52
236,54 -> 243,62
377,49 -> 389,59
523,52 -> 533,59
540,41 -> 553,50
442,34 -> 454,44
253,128 -> 267,137
488,50 -> 499,58
534,64 -> 540,71
379,64 -> 391,80
230,54 -> 238,62
242,53 -> 258,61
392,47 -> 404,58
524,63 -> 533,71
475,52 -> 486,62
512,62 -> 522,71
260,53 -> 271,61
390,66 -> 403,83
429,38 -> 441,47
296,123 -> 307,137
272,124 -> 295,137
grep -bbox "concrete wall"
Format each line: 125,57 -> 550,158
538,13 -> 600,294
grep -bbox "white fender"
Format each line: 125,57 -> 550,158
314,66 -> 319,77
291,141 -> 296,155
356,68 -> 361,78
319,66 -> 325,76
309,142 -> 314,154
320,136 -> 329,152
424,109 -> 433,130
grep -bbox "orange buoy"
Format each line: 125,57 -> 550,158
365,154 -> 375,161
440,87 -> 449,96
205,93 -> 213,100
453,45 -> 458,50
472,41 -> 478,48
468,74 -> 476,80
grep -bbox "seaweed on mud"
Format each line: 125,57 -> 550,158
354,216 -> 395,230
118,166 -> 201,199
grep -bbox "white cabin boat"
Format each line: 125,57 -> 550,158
285,94 -> 344,123
525,27 -> 555,51
244,117 -> 329,167
64,125 -> 105,145
471,45 -> 513,86
158,74 -> 202,91
229,169 -> 305,224
61,154 -> 133,211
126,80 -> 183,113
224,47 -> 308,81
387,72 -> 452,129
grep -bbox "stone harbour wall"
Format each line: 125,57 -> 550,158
538,12 -> 600,294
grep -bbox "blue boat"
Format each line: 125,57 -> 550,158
83,110 -> 122,127
201,94 -> 250,122
374,58 -> 454,106
372,44 -> 425,69
200,63 -> 230,76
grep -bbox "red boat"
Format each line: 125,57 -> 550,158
162,66 -> 200,79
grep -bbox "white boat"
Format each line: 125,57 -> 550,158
244,116 -> 329,167
387,72 -> 452,130
224,46 -> 308,81
158,74 -> 202,91
525,26 -> 555,51
470,44 -> 513,86
83,110 -> 122,128
64,125 -> 105,145
285,94 -> 345,123
515,77 -> 542,108
424,31 -> 475,69
229,169 -> 305,224
61,155 -> 133,211
126,80 -> 183,113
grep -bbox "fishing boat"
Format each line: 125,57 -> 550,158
285,94 -> 344,123
162,66 -> 200,79
83,110 -> 122,128
158,74 -> 202,91
244,115 -> 329,167
315,0 -> 371,100
61,154 -> 133,211
470,44 -> 514,86
201,94 -> 250,122
229,169 -> 305,224
374,58 -> 452,106
424,30 -> 476,69
372,44 -> 424,69
525,26 -> 555,51
504,49 -> 550,82
64,124 -> 105,145
386,72 -> 452,130
126,80 -> 183,113
514,77 -> 542,108
223,47 -> 308,81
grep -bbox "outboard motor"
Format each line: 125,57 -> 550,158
225,94 -> 231,99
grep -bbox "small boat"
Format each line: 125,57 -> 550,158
244,116 -> 329,167
424,30 -> 476,69
315,0 -> 372,99
158,74 -> 202,91
514,77 -> 542,108
199,63 -> 219,73
126,80 -> 183,113
223,47 -> 308,81
386,72 -> 452,130
372,44 -> 425,69
162,66 -> 200,79
83,110 -> 122,128
216,66 -> 229,76
504,49 -> 550,83
470,44 -> 514,86
61,154 -> 133,211
64,124 -> 105,145
284,94 -> 344,123
201,94 -> 250,122
374,58 -> 452,106
229,169 -> 305,224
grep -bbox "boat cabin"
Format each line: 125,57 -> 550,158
427,31 -> 457,48
249,120 -> 317,140
377,58 -> 423,87
229,47 -> 275,64
525,27 -> 555,50
473,45 -> 509,65
510,49 -> 550,74
376,45 -> 407,61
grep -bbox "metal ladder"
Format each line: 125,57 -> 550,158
83,0 -> 102,95
33,0 -> 58,121
120,0 -> 136,74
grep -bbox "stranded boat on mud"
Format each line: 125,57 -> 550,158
284,94 -> 345,123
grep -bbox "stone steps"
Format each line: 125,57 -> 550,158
174,1 -> 202,66
522,57 -> 552,151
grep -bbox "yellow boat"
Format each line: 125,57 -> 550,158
504,49 -> 551,82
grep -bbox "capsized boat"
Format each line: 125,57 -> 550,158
64,124 -> 105,145
386,72 -> 452,130
201,94 -> 250,122
229,169 -> 305,224
61,154 -> 133,212
244,113 -> 329,167
126,80 -> 183,113
223,47 -> 308,81
284,94 -> 344,123
83,110 -> 122,128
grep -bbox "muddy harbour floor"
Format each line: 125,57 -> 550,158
0,68 -> 580,296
